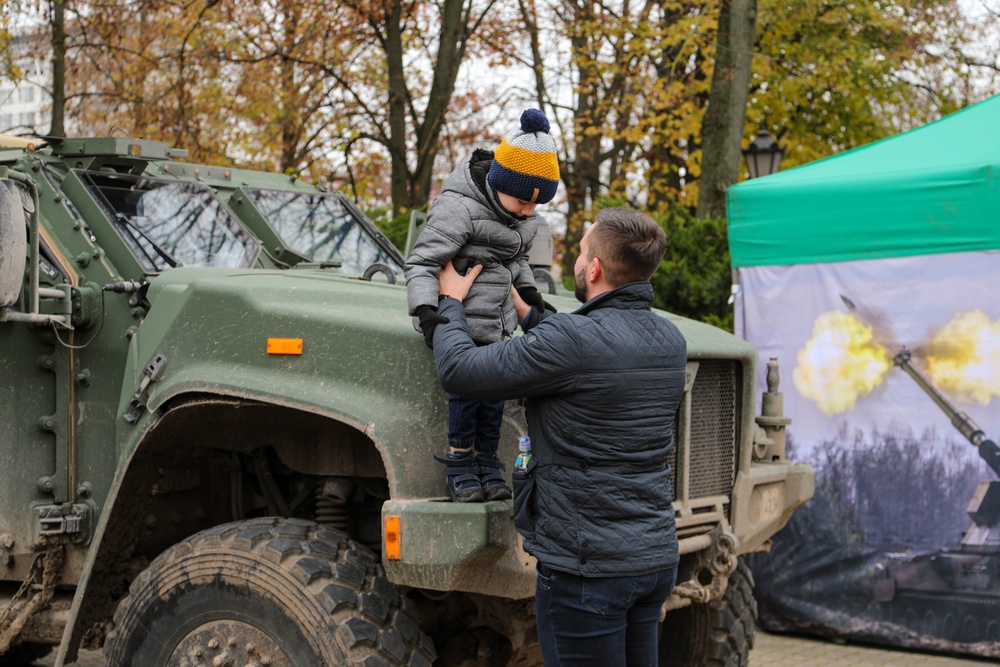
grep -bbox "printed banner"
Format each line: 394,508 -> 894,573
736,250 -> 1000,658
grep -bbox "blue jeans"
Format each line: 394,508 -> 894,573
535,562 -> 677,667
447,394 -> 504,450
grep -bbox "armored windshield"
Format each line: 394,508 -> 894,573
79,172 -> 259,271
243,189 -> 403,275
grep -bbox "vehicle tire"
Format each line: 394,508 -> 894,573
659,557 -> 756,667
104,517 -> 436,667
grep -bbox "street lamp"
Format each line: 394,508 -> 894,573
742,129 -> 784,179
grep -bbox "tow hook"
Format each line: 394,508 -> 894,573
665,527 -> 739,611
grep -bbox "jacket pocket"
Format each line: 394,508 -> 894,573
512,458 -> 538,539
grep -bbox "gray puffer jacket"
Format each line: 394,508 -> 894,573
434,282 -> 686,576
405,150 -> 539,344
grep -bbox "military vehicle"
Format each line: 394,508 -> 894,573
0,134 -> 814,667
873,349 -> 1000,646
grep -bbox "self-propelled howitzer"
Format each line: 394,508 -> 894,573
893,349 -> 1000,478
873,348 -> 1000,646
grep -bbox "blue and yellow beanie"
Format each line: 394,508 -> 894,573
488,109 -> 559,205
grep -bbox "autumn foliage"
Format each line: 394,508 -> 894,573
4,0 -> 997,322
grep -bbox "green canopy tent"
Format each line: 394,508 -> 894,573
724,94 -> 1000,657
727,93 -> 1000,268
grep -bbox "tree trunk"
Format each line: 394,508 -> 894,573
49,0 -> 66,136
642,2 -> 688,214
382,0 -> 478,216
408,0 -> 467,211
383,0 -> 409,217
279,1 -> 301,173
564,125 -> 601,274
696,0 -> 757,220
558,0 -> 603,277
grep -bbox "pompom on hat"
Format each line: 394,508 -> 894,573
488,108 -> 560,205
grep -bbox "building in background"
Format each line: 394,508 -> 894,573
0,32 -> 50,136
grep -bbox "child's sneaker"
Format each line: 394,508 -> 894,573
477,453 -> 512,501
433,450 -> 484,502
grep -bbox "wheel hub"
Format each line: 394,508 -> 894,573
169,620 -> 292,667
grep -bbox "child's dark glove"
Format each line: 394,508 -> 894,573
518,286 -> 557,313
415,305 -> 450,349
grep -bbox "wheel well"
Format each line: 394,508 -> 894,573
73,395 -> 389,651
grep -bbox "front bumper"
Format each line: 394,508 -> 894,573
731,461 -> 815,553
381,499 -> 535,599
381,459 -> 814,600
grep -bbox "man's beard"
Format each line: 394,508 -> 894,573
574,265 -> 587,303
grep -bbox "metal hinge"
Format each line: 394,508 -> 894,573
124,353 -> 167,424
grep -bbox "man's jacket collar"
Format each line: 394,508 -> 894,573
574,281 -> 654,316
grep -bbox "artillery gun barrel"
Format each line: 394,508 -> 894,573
894,349 -> 1000,478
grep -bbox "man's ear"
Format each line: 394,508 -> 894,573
590,257 -> 603,283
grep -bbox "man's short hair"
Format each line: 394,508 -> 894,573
586,208 -> 666,286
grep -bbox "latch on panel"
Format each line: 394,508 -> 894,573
32,502 -> 93,544
124,353 -> 167,424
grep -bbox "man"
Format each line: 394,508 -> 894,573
433,207 -> 687,666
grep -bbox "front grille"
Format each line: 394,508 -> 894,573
670,360 -> 739,507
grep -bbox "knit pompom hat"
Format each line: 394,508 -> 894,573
488,109 -> 559,205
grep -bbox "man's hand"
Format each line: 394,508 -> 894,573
438,260 -> 483,302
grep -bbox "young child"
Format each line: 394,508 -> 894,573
405,108 -> 559,503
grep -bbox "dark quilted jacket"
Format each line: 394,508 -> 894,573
434,282 -> 686,576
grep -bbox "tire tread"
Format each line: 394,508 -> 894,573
104,517 -> 436,666
660,558 -> 757,667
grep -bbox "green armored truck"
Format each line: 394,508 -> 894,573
0,135 -> 813,667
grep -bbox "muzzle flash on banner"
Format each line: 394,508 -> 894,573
792,311 -> 890,415
794,302 -> 1000,416
925,310 -> 1000,405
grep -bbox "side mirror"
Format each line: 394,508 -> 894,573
528,213 -> 557,295
0,180 -> 27,308
403,210 -> 427,258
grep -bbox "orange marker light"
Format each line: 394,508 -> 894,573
384,516 -> 401,561
266,338 -> 303,355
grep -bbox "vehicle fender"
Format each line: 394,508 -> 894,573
115,269 -> 457,498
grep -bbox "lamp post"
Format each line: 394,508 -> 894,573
742,129 -> 784,179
